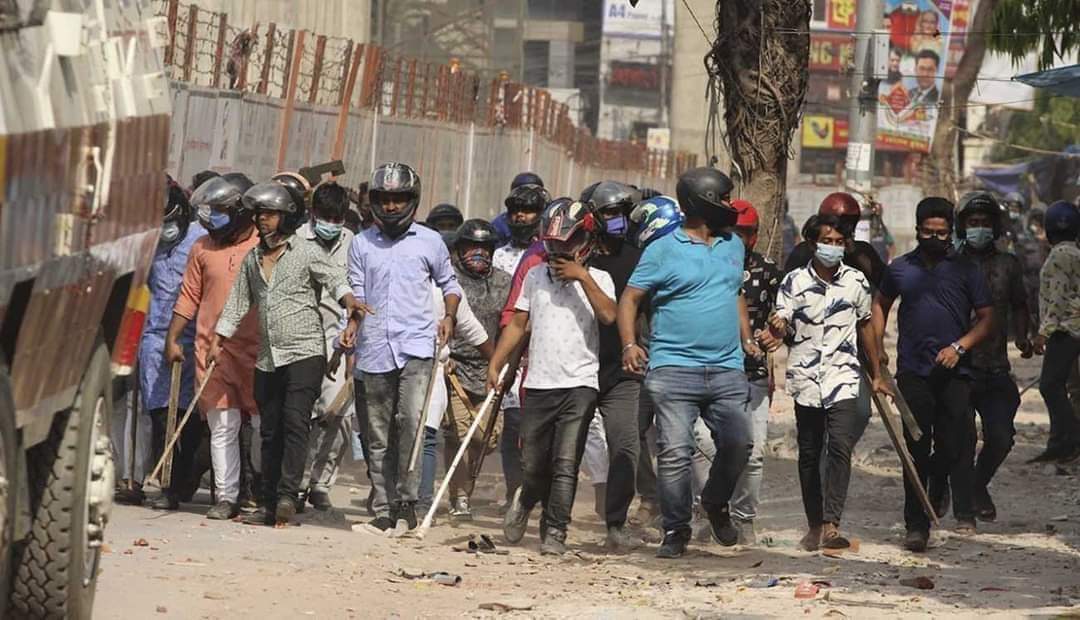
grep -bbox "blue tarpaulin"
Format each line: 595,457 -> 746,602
974,145 -> 1080,204
1015,64 -> 1080,98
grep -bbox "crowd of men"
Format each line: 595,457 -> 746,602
121,162 -> 1080,558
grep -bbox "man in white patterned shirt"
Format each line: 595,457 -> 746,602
763,214 -> 889,551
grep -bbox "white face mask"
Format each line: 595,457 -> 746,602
814,243 -> 845,268
160,221 -> 181,244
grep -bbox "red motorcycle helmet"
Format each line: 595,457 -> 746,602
818,192 -> 861,237
732,199 -> 759,249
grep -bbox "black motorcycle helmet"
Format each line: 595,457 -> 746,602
504,184 -> 549,245
956,192 -> 1003,239
589,181 -> 641,215
427,203 -> 464,232
675,167 -> 736,230
579,181 -> 601,203
511,171 -> 544,190
190,172 -> 255,243
243,182 -> 306,236
454,218 -> 498,278
163,175 -> 192,243
369,162 -> 422,238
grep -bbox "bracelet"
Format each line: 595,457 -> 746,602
621,343 -> 637,352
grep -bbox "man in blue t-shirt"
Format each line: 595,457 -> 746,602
871,197 -> 993,553
617,168 -> 760,559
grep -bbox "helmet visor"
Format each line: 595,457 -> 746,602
543,229 -> 590,260
242,182 -> 297,214
190,176 -> 242,209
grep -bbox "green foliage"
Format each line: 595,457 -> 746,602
989,0 -> 1079,71
989,91 -> 1080,161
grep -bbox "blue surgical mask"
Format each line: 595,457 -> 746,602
814,243 -> 845,268
965,227 -> 994,249
198,205 -> 231,231
314,218 -> 343,241
160,221 -> 181,244
604,214 -> 628,237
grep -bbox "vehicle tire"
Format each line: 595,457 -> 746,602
0,365 -> 18,615
9,341 -> 113,619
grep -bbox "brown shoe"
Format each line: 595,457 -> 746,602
821,523 -> 851,549
800,524 -> 823,551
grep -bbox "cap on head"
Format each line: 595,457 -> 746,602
1045,200 -> 1080,242
733,199 -> 758,228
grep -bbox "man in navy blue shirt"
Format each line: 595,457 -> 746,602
871,197 -> 993,552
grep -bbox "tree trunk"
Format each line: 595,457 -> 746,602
708,0 -> 810,262
926,0 -> 998,199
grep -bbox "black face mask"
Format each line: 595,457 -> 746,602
918,236 -> 950,257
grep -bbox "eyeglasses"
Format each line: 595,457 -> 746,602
916,229 -> 951,240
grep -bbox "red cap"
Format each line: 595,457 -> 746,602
819,192 -> 861,217
733,199 -> 759,228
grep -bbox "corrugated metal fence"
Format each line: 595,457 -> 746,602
158,0 -> 698,219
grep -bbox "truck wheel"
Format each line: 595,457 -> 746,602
9,341 -> 113,619
0,366 -> 18,614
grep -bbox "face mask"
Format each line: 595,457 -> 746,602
814,243 -> 845,268
918,236 -> 950,257
965,227 -> 993,249
461,248 -> 493,275
198,205 -> 231,231
604,214 -> 628,237
314,218 -> 343,241
160,221 -> 181,244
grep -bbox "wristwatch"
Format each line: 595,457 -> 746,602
951,342 -> 966,355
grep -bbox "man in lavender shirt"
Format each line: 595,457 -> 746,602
347,162 -> 462,533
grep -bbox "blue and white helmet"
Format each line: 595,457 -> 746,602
629,195 -> 684,248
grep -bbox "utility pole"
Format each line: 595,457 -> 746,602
658,0 -> 669,128
843,0 -> 885,197
517,0 -> 527,82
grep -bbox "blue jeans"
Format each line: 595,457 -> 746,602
644,367 -> 751,533
729,377 -> 770,521
418,426 -> 440,513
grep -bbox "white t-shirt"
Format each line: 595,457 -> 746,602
514,264 -> 615,391
426,284 -> 488,429
493,243 -> 528,409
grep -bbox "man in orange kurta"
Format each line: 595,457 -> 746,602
166,174 -> 261,520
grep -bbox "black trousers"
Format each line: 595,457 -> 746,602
897,370 -> 975,532
520,386 -> 598,533
973,370 -> 1019,488
636,388 -> 658,505
149,406 -> 203,500
254,356 -> 326,506
1039,332 -> 1080,452
795,398 -> 861,526
597,379 -> 641,527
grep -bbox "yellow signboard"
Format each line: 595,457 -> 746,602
802,115 -> 835,149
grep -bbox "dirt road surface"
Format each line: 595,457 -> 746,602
95,353 -> 1080,618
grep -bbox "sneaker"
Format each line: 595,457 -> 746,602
973,486 -> 997,522
369,516 -> 395,532
449,496 -> 473,520
308,489 -> 333,511
904,528 -> 929,552
703,503 -> 738,546
502,487 -> 532,544
206,500 -> 238,520
655,528 -> 691,559
733,518 -> 757,546
539,527 -> 567,556
148,493 -> 180,511
242,505 -> 274,526
604,525 -> 643,552
275,497 -> 297,525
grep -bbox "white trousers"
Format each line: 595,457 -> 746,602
207,408 -> 242,503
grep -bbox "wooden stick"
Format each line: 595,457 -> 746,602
1018,374 -> 1040,398
127,365 -> 140,491
446,370 -> 495,480
319,381 -> 354,424
161,361 -> 182,486
415,364 -> 509,540
408,343 -> 444,474
865,370 -> 939,526
145,361 -> 217,488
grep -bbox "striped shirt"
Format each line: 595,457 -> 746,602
775,261 -> 872,409
217,236 -> 352,372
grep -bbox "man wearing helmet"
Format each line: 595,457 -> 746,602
439,218 -> 509,519
426,203 -> 464,234
1033,201 -> 1080,463
294,182 -> 357,512
348,162 -> 464,533
490,198 -> 617,555
166,173 -> 262,521
871,197 -> 994,551
726,199 -> 783,545
618,167 -> 760,559
137,177 -> 208,510
211,181 -> 366,527
927,193 -> 1031,521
